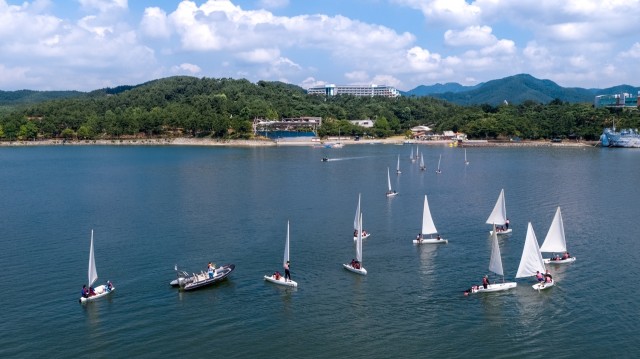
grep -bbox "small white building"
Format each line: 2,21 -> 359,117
349,119 -> 375,128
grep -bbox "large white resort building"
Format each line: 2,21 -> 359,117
307,84 -> 401,98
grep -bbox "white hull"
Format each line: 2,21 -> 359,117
472,282 -> 517,293
413,238 -> 448,244
264,275 -> 298,287
343,263 -> 367,275
544,257 -> 576,264
490,228 -> 512,236
386,192 -> 398,197
79,284 -> 114,303
532,280 -> 555,290
353,233 -> 371,241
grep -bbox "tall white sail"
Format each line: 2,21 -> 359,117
397,155 -> 401,173
488,224 -> 504,276
387,168 -> 392,191
356,213 -> 363,263
437,154 -> 441,171
88,230 -> 98,287
353,194 -> 361,230
420,153 -> 425,169
516,223 -> 546,278
410,147 -> 414,160
540,207 -> 566,253
486,189 -> 507,226
465,149 -> 469,164
283,221 -> 290,266
421,195 -> 438,236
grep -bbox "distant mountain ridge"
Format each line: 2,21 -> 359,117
404,74 -> 640,105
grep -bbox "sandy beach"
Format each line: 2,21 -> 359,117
0,136 -> 596,147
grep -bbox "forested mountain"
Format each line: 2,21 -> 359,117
0,75 -> 638,142
406,74 -> 640,106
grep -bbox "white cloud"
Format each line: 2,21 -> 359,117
444,25 -> 496,47
238,48 -> 281,64
393,0 -> 481,26
78,0 -> 127,13
140,7 -> 171,38
300,77 -> 325,89
344,71 -> 369,83
620,43 -> 640,59
172,63 -> 201,74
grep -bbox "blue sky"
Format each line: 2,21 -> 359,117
1,0 -> 639,91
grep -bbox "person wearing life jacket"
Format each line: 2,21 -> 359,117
81,285 -> 89,298
562,252 -> 570,260
207,262 -> 214,279
544,270 -> 553,283
106,280 -> 113,292
482,275 -> 490,289
536,271 -> 544,283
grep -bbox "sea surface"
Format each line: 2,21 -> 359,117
0,144 -> 638,358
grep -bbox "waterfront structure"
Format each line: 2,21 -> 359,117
594,91 -> 640,108
307,84 -> 400,98
349,119 -> 375,128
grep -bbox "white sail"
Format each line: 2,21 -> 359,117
488,224 -> 504,276
437,154 -> 441,170
410,147 -> 414,160
465,149 -> 469,164
88,229 -> 98,287
356,213 -> 363,262
387,167 -> 392,191
354,193 -> 361,230
283,221 -> 290,266
516,223 -> 546,278
540,207 -> 567,253
420,153 -> 425,169
421,195 -> 438,236
396,155 -> 401,173
486,189 -> 507,225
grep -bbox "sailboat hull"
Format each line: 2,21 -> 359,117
79,284 -> 115,303
343,264 -> 367,275
471,282 -> 517,293
543,257 -> 576,264
386,192 -> 398,197
490,228 -> 512,236
264,275 -> 298,287
413,238 -> 448,244
532,280 -> 555,290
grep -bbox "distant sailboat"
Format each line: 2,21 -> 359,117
516,223 -> 554,290
413,195 -> 447,244
386,167 -> 398,197
353,193 -> 371,241
419,153 -> 426,171
470,224 -> 517,293
541,207 -> 576,264
344,212 -> 367,275
396,155 -> 402,174
486,189 -> 512,235
435,154 -> 442,174
410,147 -> 415,162
464,149 -> 469,165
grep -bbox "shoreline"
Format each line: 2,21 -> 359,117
0,137 -> 598,148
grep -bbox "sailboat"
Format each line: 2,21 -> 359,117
435,154 -> 442,174
541,207 -> 576,264
353,193 -> 370,240
516,223 -> 554,290
410,147 -> 415,162
344,212 -> 367,275
333,128 -> 344,148
486,189 -> 512,235
413,195 -> 448,244
464,149 -> 469,165
386,167 -> 398,197
470,224 -> 517,293
79,230 -> 115,303
264,221 -> 298,287
396,155 -> 402,174
419,153 -> 426,171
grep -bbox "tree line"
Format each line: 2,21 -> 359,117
0,76 -> 638,141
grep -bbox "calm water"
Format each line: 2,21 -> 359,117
0,144 -> 638,358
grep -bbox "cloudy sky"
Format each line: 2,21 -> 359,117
1,0 -> 639,91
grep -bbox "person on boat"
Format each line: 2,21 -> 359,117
544,270 -> 553,283
284,261 -> 291,282
207,262 -> 214,279
89,286 -> 96,296
274,271 -> 281,280
81,285 -> 89,298
535,271 -> 544,283
505,218 -> 510,230
105,280 -> 113,292
437,234 -> 442,240
362,230 -> 368,237
562,252 -> 570,260
552,254 -> 561,261
416,233 -> 421,242
482,275 -> 490,289
354,230 -> 358,237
